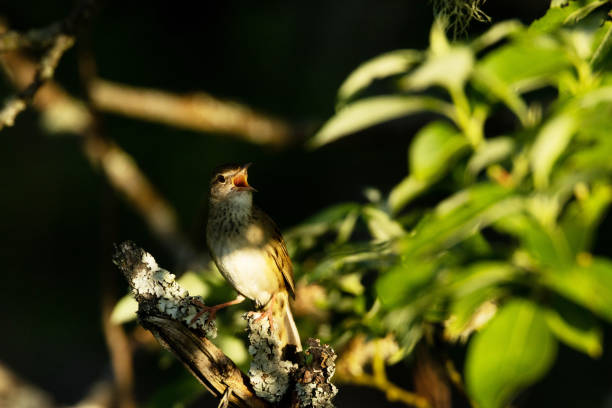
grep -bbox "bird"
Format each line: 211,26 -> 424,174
193,162 -> 301,351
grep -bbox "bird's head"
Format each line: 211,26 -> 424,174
209,163 -> 256,204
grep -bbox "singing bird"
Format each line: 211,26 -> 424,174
195,163 -> 301,351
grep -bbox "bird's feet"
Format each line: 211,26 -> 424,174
189,295 -> 245,324
249,308 -> 276,333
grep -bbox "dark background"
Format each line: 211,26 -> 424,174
2,1 -> 611,407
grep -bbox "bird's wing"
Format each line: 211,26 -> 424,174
253,206 -> 296,299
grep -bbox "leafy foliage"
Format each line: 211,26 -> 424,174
292,1 -> 612,406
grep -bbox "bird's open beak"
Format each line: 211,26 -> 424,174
232,163 -> 257,192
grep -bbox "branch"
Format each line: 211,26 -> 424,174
0,34 -> 74,129
0,0 -> 101,130
0,44 -> 197,265
113,241 -> 267,408
88,79 -> 296,147
335,335 -> 431,408
113,241 -> 338,408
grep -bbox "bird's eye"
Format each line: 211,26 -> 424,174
216,175 -> 226,184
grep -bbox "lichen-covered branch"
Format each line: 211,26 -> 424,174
113,241 -> 269,408
246,312 -> 297,403
113,241 -> 339,408
294,339 -> 338,408
88,79 -> 295,147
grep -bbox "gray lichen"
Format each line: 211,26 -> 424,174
113,241 -> 217,338
294,339 -> 338,408
246,312 -> 297,403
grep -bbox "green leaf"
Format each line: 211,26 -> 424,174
376,261 -> 439,308
528,1 -> 586,34
397,184 -> 519,258
471,20 -> 524,52
478,39 -> 571,92
467,137 -> 515,176
465,299 -> 557,408
563,0 -> 609,25
471,66 -> 529,125
336,50 -> 422,106
400,46 -> 474,92
530,112 -> 577,189
543,257 -> 612,322
447,261 -> 517,298
410,121 -> 470,182
544,296 -> 602,358
388,175 -> 428,214
494,212 -> 573,268
110,294 -> 139,324
361,205 -> 405,240
591,20 -> 612,68
444,287 -> 501,343
560,183 -> 612,255
285,203 -> 361,251
309,96 -> 454,148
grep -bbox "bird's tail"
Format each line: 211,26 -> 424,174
267,290 -> 302,352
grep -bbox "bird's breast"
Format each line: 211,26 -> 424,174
208,232 -> 278,307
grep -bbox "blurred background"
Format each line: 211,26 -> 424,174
2,1 -> 612,407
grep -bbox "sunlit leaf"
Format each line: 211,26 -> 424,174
410,121 -> 470,182
401,46 -> 474,92
309,96 -> 454,148
471,20 -> 524,52
444,287 -> 501,343
337,50 -> 422,106
465,299 -> 557,408
528,1 -> 586,33
471,67 -> 529,125
388,175 -> 428,214
361,205 -> 405,240
563,0 -> 609,25
397,184 -> 519,258
530,112 -> 577,189
478,38 -> 571,92
544,296 -> 602,358
110,294 -> 139,325
446,261 -> 517,298
467,137 -> 514,176
543,258 -> 612,322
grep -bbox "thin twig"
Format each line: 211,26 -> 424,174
0,34 -> 74,129
0,0 -> 102,129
